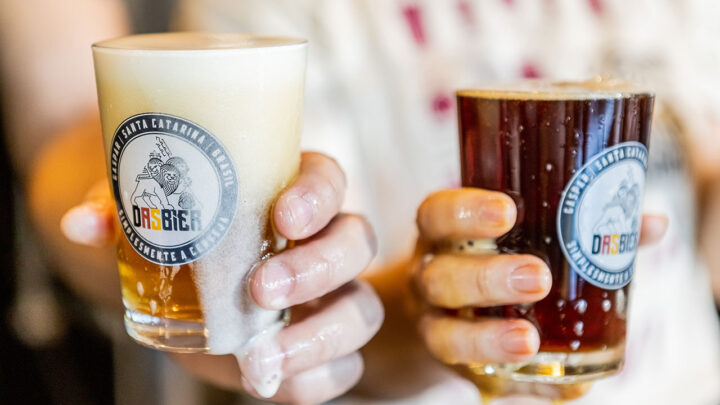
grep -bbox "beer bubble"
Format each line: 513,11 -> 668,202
542,201 -> 548,208
519,125 -> 524,132
516,303 -> 532,316
546,163 -> 553,171
423,253 -> 434,264
565,116 -> 571,122
137,282 -> 145,297
545,236 -> 552,244
149,300 -> 158,315
602,299 -> 612,312
556,299 -> 566,308
570,340 -> 580,351
573,321 -> 584,336
573,299 -> 587,314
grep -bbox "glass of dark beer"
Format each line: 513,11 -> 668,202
452,79 -> 654,383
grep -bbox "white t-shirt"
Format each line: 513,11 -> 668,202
175,1 -> 720,403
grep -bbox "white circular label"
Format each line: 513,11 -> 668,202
557,142 -> 648,289
110,113 -> 238,265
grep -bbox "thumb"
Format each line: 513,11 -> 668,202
61,180 -> 116,247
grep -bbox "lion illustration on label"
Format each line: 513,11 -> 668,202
130,137 -> 198,211
590,170 -> 640,257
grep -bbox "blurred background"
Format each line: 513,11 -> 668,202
1,1 -> 720,404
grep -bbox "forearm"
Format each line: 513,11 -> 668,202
27,116 -> 121,310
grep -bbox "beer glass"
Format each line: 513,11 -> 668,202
92,33 -> 307,353
451,80 -> 653,383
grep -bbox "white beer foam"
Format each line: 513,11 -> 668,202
94,33 -> 306,396
457,77 -> 652,100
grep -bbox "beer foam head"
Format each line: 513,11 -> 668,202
93,32 -> 306,51
457,78 -> 653,100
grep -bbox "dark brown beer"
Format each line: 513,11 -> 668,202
455,80 -> 654,381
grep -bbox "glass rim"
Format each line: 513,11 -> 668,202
457,78 -> 654,101
92,32 -> 308,54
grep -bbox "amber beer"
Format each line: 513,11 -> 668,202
454,80 -> 653,382
92,33 -> 307,353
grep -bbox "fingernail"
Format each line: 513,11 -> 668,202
500,327 -> 537,355
259,261 -> 293,309
482,197 -> 513,228
284,194 -> 313,232
238,339 -> 284,398
509,264 -> 550,294
61,204 -> 107,247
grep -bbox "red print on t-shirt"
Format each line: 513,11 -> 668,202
402,5 -> 426,45
521,62 -> 542,79
432,92 -> 454,118
588,0 -> 604,15
457,1 -> 475,26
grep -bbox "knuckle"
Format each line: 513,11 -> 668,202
307,153 -> 346,197
354,281 -> 385,330
474,264 -> 493,301
313,174 -> 340,207
340,214 -> 377,256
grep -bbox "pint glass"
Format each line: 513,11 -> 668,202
453,80 -> 653,383
92,33 -> 307,353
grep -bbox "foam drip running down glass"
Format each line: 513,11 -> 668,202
92,32 -> 307,355
450,79 -> 653,385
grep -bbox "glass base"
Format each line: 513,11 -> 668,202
124,309 -> 210,353
469,344 -> 624,384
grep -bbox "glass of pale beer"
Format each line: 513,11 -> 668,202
92,32 -> 307,353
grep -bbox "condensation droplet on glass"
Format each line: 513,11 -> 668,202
149,300 -> 158,315
530,174 -> 536,180
484,365 -> 495,375
519,125 -> 524,132
571,169 -> 577,174
544,236 -> 552,244
546,163 -> 553,172
616,290 -> 626,315
574,299 -> 587,314
570,340 -> 580,351
556,299 -> 565,308
571,150 -> 577,156
565,116 -> 571,122
602,299 -> 612,312
137,282 -> 144,297
602,291 -> 608,298
574,321 -> 584,336
542,201 -> 548,208
545,121 -> 551,127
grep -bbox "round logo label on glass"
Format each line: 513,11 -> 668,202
110,113 -> 238,265
557,142 -> 648,290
